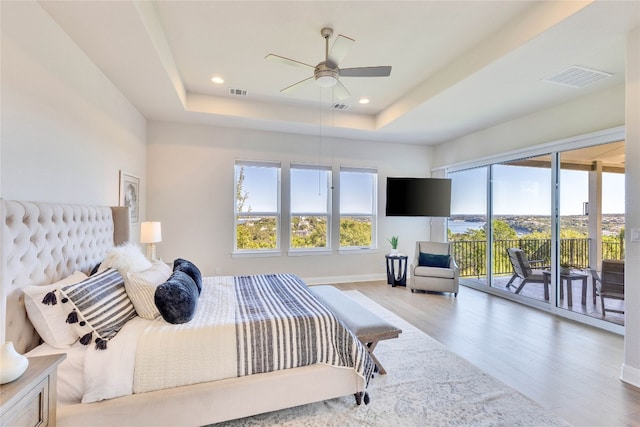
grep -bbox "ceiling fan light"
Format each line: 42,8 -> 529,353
316,71 -> 338,87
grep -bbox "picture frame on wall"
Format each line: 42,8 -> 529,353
119,170 -> 140,223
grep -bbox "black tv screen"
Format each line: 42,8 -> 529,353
386,177 -> 451,217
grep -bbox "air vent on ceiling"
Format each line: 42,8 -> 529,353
229,88 -> 247,96
542,66 -> 612,88
331,103 -> 351,110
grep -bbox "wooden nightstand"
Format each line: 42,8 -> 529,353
0,354 -> 65,427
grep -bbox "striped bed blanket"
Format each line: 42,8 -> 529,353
235,274 -> 374,378
82,274 -> 373,402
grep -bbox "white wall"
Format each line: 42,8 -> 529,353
0,1 -> 147,344
0,1 -> 147,220
146,121 -> 433,281
622,26 -> 640,388
433,84 -> 625,168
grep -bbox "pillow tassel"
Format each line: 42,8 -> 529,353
42,291 -> 57,305
95,338 -> 108,350
66,310 -> 79,324
80,332 -> 92,345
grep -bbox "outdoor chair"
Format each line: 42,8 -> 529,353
590,259 -> 625,316
506,248 -> 549,299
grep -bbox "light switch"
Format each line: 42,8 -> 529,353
632,228 -> 640,242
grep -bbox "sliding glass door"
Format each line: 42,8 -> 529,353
448,139 -> 625,328
558,143 -> 625,325
491,156 -> 552,303
448,167 -> 488,286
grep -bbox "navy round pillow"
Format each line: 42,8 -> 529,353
154,270 -> 199,324
173,258 -> 202,295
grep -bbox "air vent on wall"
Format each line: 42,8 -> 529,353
331,103 -> 351,110
229,88 -> 248,96
542,66 -> 612,88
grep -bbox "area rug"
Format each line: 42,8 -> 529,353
214,291 -> 570,427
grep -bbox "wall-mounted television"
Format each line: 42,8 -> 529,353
385,177 -> 452,217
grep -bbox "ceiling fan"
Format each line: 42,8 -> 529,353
265,27 -> 392,100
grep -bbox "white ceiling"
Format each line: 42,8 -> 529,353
39,0 -> 639,145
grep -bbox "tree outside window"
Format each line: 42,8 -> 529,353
235,161 -> 280,251
339,168 -> 377,248
290,165 -> 331,250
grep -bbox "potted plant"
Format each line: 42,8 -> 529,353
387,236 -> 399,255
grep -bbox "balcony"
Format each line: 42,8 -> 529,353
451,238 -> 625,325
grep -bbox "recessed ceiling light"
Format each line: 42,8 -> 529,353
211,76 -> 224,84
359,98 -> 370,104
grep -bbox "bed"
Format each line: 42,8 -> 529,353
0,199 -> 372,426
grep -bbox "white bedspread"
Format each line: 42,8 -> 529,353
81,275 -> 373,403
82,276 -> 237,402
134,276 -> 238,393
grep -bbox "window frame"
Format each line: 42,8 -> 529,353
289,163 -> 332,253
233,160 -> 281,255
338,166 -> 378,251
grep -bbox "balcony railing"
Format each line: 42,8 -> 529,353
451,238 -> 624,278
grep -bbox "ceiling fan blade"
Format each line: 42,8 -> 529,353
265,54 -> 315,70
328,34 -> 355,65
281,76 -> 315,94
340,66 -> 392,77
332,79 -> 351,100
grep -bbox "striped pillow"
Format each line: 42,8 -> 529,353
59,268 -> 137,350
125,261 -> 172,319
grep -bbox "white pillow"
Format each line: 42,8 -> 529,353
23,271 -> 88,348
99,242 -> 152,276
125,261 -> 172,319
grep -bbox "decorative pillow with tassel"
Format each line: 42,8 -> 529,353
56,268 -> 138,350
28,271 -> 89,348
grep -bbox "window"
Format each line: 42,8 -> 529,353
339,167 -> 377,248
290,165 -> 331,250
234,161 -> 280,251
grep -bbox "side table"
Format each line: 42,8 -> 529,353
543,270 -> 589,306
385,254 -> 408,287
0,353 -> 65,427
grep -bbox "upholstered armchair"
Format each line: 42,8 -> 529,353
409,241 -> 459,296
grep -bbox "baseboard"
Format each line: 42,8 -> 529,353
620,363 -> 640,388
302,273 -> 386,285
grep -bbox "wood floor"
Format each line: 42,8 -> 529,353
332,281 -> 640,427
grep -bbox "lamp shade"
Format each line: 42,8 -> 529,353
140,221 -> 162,243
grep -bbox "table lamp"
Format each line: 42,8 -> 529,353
140,221 -> 161,261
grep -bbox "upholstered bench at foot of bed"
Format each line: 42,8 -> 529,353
309,285 -> 402,375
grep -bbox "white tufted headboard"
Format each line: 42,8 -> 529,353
0,199 -> 130,353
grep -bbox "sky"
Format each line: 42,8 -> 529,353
237,165 -> 374,214
238,155 -> 625,217
451,165 -> 625,216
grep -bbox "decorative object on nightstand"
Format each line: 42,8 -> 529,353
0,342 -> 29,384
0,353 -> 65,427
387,236 -> 399,255
140,221 -> 162,261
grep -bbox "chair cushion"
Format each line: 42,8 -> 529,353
419,252 -> 451,268
414,266 -> 454,279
